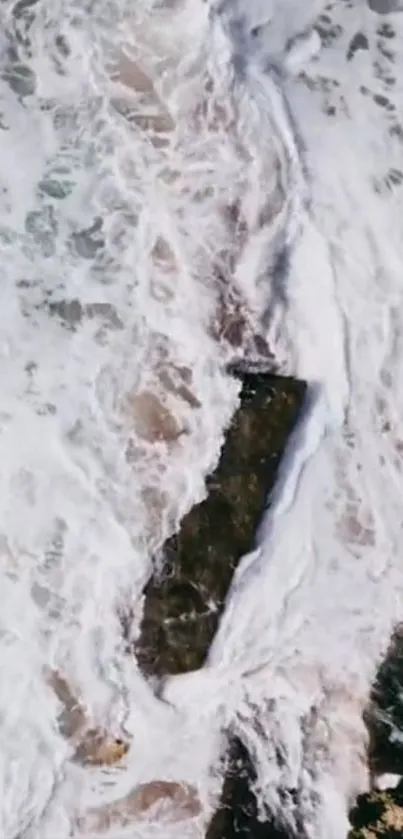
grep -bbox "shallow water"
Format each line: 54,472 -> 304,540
0,0 -> 403,837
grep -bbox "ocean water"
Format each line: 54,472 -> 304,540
1,0 -> 403,837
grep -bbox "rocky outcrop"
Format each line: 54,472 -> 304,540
129,356 -> 403,839
128,369 -> 305,838
347,626 -> 403,839
365,625 -> 403,779
349,785 -> 403,839
207,626 -> 403,839
135,371 -> 306,678
206,735 -> 290,839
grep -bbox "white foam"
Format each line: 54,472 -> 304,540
208,2 -> 403,836
0,0 -> 403,837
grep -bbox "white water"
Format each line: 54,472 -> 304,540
1,0 -> 403,837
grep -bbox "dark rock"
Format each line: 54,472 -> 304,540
206,736 -> 290,839
48,297 -> 123,331
71,218 -> 104,259
207,736 -> 291,839
48,297 -> 83,328
2,45 -> 36,97
364,624 -> 403,778
210,620 -> 403,839
367,0 -> 403,14
347,32 -> 369,61
135,371 -> 305,678
126,368 -> 304,839
349,785 -> 403,838
347,625 -> 403,838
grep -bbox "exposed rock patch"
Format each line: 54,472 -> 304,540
365,625 -> 403,779
349,785 -> 403,839
134,371 -> 305,678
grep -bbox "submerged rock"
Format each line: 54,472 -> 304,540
77,780 -> 201,834
48,670 -> 129,767
135,371 -> 305,678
